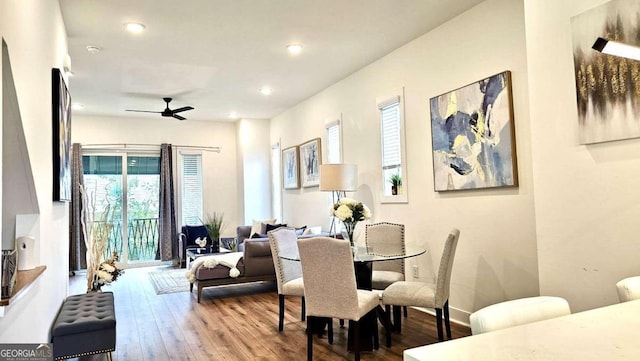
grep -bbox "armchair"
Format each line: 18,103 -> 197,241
178,225 -> 219,267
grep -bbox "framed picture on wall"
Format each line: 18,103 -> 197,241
52,68 -> 72,202
282,146 -> 299,189
299,138 -> 322,188
429,71 -> 518,191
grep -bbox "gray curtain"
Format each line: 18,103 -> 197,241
69,143 -> 86,271
158,143 -> 177,261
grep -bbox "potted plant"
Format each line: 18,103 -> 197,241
201,212 -> 226,249
389,173 -> 402,195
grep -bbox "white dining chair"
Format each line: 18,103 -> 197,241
616,276 -> 640,302
469,296 -> 571,334
298,236 -> 382,361
268,227 -> 305,332
382,228 -> 460,342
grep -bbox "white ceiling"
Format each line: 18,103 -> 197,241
59,0 -> 485,122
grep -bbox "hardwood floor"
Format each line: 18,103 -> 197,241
67,266 -> 471,361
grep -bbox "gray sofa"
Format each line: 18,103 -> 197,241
189,225 -> 322,302
189,235 -> 276,303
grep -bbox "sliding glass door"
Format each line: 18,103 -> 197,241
83,152 -> 162,267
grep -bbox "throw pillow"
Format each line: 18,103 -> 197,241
250,232 -> 268,239
251,218 -> 276,236
265,223 -> 287,233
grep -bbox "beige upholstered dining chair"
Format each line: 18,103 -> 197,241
616,276 -> 640,302
298,236 -> 381,361
365,222 -> 406,290
268,227 -> 305,332
365,222 -> 407,319
382,228 -> 460,342
469,296 -> 571,334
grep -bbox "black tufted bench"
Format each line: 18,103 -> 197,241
51,292 -> 116,360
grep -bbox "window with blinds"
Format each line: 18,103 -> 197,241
325,120 -> 342,163
181,153 -> 203,225
378,91 -> 407,201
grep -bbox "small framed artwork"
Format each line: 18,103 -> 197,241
282,146 -> 299,189
52,68 -> 72,202
429,71 -> 518,191
299,138 -> 322,188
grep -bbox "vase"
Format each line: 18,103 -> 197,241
342,221 -> 358,248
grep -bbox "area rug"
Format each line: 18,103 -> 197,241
148,269 -> 190,295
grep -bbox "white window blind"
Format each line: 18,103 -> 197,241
181,153 -> 203,225
325,121 -> 341,163
381,102 -> 401,172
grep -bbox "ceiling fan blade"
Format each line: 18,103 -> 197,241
173,114 -> 186,121
172,106 -> 194,114
125,109 -> 161,113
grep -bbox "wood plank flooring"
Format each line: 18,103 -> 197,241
67,266 -> 470,361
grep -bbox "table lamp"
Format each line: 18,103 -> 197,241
320,164 -> 358,235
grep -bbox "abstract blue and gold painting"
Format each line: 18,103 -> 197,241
429,71 -> 518,191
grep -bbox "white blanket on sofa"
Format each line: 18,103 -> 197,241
185,252 -> 244,283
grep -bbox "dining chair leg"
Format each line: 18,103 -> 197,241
301,296 -> 306,321
392,305 -> 402,333
444,300 -> 452,340
373,313 -> 379,350
403,305 -> 408,317
328,319 -> 334,344
380,305 -> 392,347
307,317 -> 314,361
354,320 -> 361,361
340,319 -> 344,327
435,307 -> 444,342
278,294 -> 285,332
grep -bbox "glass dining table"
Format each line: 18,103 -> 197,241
279,243 -> 426,352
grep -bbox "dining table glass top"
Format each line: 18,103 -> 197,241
279,243 -> 426,262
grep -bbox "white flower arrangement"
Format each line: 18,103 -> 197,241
330,198 -> 371,245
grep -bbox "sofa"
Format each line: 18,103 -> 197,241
188,236 -> 275,303
188,225 -> 323,302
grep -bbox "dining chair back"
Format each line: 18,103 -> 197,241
469,296 -> 571,334
268,227 -> 305,332
365,222 -> 405,282
616,276 -> 640,302
382,228 -> 460,342
298,236 -> 381,361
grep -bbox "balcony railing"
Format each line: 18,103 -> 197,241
94,217 -> 160,262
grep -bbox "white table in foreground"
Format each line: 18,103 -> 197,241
404,299 -> 640,361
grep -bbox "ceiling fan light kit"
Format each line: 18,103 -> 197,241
126,97 -> 194,120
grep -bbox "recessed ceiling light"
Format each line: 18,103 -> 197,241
286,44 -> 303,55
72,103 -> 84,110
125,23 -> 146,33
229,111 -> 238,119
260,87 -> 273,96
86,45 -> 101,54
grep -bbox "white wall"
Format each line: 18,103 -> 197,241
73,115 -> 241,237
271,0 -> 537,321
0,0 -> 69,342
525,0 -> 640,312
236,118 -> 273,224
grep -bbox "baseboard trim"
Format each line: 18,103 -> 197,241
411,305 -> 471,328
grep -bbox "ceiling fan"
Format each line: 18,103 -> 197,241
126,97 -> 194,120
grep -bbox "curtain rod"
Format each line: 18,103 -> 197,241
82,143 -> 221,153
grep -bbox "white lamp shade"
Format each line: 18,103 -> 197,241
319,164 -> 358,191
